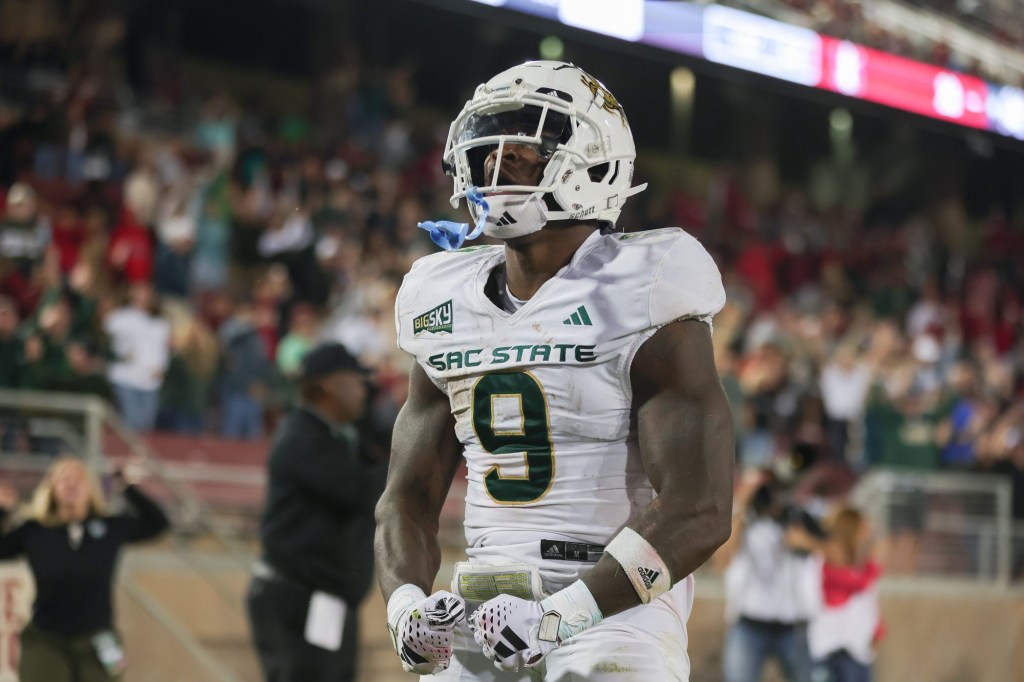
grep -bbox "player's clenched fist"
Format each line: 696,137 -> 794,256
470,580 -> 604,672
386,585 -> 466,674
470,594 -> 558,672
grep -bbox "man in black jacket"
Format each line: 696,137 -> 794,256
246,342 -> 388,682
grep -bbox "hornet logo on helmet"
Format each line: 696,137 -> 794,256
580,73 -> 627,127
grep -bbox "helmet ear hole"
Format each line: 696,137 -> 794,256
587,162 -> 609,183
586,161 -> 621,185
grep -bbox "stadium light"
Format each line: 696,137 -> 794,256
830,108 -> 854,164
539,35 -> 564,61
559,0 -> 644,42
829,108 -> 853,134
671,67 -> 696,155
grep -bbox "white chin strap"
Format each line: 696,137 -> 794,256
482,193 -> 549,240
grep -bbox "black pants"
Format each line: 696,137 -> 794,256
19,622 -> 120,682
246,575 -> 358,682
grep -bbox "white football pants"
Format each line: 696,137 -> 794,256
432,575 -> 694,681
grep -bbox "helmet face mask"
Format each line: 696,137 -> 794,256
443,61 -> 646,233
460,105 -> 571,191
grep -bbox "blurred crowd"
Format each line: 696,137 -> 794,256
902,0 -> 1024,51
0,100 -> 435,436
0,0 -> 448,438
704,187 -> 1024,478
685,146 -> 1024,573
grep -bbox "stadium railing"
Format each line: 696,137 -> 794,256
853,468 -> 1015,585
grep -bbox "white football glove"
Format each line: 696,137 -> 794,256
386,585 -> 467,675
470,594 -> 556,671
469,580 -> 603,672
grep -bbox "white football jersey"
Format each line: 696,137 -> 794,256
395,228 -> 725,592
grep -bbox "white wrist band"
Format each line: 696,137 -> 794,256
539,580 -> 603,643
605,527 -> 672,604
387,583 -> 426,628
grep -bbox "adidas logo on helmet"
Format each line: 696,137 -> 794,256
494,211 -> 518,227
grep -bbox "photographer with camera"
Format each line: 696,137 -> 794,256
717,469 -> 827,682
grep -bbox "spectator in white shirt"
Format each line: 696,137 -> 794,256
257,206 -> 312,260
154,188 -> 198,298
905,278 -> 944,340
104,282 -> 170,432
0,183 -> 50,275
820,344 -> 873,462
123,159 -> 160,228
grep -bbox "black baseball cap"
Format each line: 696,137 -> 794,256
297,343 -> 370,381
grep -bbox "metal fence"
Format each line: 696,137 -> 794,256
853,469 -> 1016,585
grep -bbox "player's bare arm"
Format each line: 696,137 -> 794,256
582,318 -> 735,616
374,362 -> 461,597
374,362 -> 467,674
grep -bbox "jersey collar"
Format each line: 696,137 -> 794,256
474,230 -> 605,320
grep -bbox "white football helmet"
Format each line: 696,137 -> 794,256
442,61 -> 646,233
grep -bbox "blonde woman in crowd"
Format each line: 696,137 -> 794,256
0,457 -> 169,682
160,302 -> 221,433
809,507 -> 884,682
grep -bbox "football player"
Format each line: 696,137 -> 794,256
375,61 -> 734,680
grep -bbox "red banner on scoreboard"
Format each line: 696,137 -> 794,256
818,36 -> 989,129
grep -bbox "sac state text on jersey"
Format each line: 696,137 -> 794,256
426,343 -> 597,372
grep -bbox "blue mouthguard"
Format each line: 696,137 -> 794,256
418,187 -> 489,251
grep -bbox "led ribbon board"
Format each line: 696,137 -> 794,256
462,0 -> 1024,140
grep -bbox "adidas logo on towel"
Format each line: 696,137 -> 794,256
562,305 -> 592,326
638,567 -> 661,589
495,211 -> 518,227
